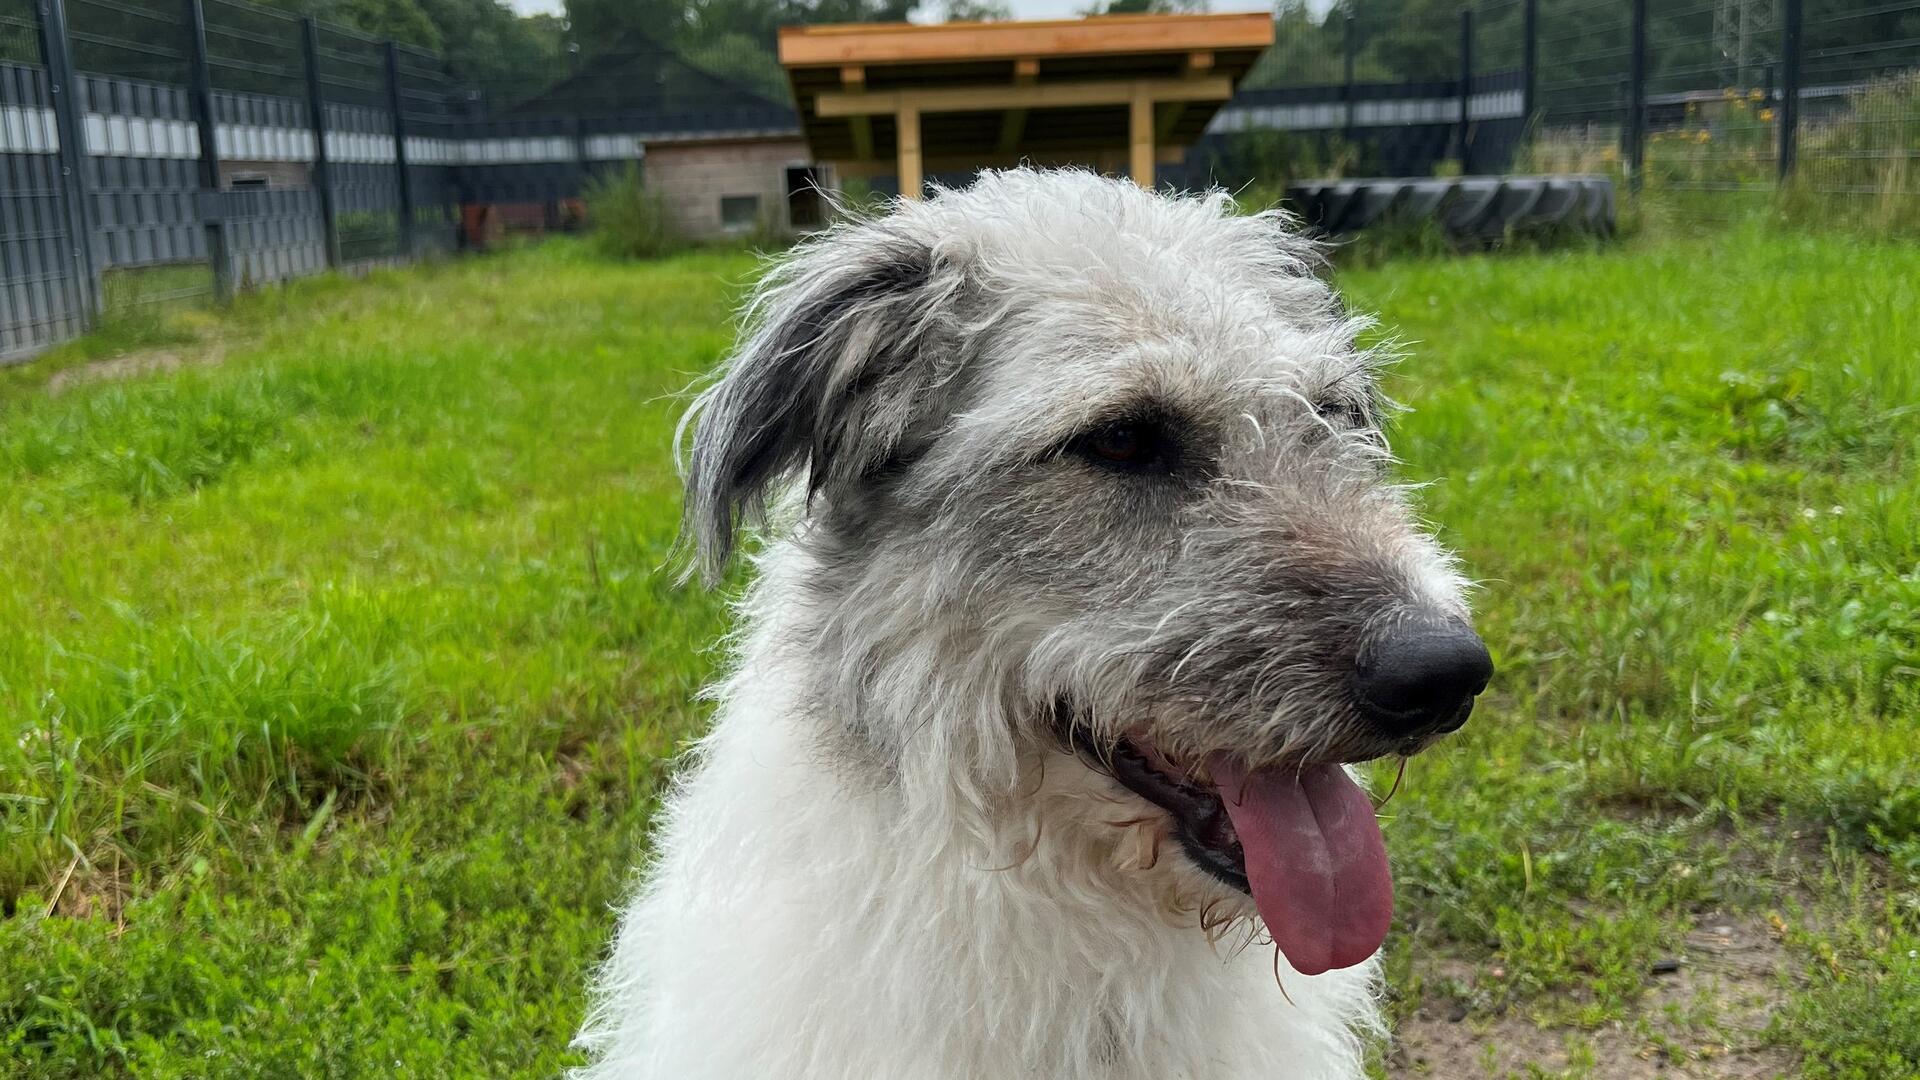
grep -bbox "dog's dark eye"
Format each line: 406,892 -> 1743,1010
1315,396 -> 1369,429
1077,421 -> 1167,469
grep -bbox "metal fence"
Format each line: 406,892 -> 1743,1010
0,0 -> 710,365
1190,68 -> 1529,190
7,0 -> 1919,363
1222,0 -> 1919,228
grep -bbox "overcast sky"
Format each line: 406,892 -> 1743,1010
504,0 -> 1313,22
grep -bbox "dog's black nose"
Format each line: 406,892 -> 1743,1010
1353,621 -> 1493,740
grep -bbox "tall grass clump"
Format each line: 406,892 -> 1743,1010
584,164 -> 685,260
1783,72 -> 1920,237
1523,71 -> 1920,239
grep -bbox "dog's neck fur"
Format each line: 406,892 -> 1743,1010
575,542 -> 1381,1079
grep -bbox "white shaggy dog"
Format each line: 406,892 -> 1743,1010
577,169 -> 1491,1080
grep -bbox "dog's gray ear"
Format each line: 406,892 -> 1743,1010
681,227 -> 958,581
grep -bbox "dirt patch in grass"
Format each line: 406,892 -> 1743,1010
45,344 -> 225,396
1388,915 -> 1799,1079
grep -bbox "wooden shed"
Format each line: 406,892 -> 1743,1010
778,13 -> 1273,197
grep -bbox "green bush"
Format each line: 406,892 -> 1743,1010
583,164 -> 685,260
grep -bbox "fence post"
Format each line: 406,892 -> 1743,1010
1521,0 -> 1538,129
1778,0 -> 1802,181
1624,0 -> 1647,192
1457,7 -> 1473,173
570,113 -> 589,207
300,18 -> 340,268
1342,12 -> 1356,142
184,0 -> 230,300
35,0 -> 101,324
384,41 -> 416,259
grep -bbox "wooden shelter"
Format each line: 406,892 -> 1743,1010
778,13 -> 1273,197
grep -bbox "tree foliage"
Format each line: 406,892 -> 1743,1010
563,0 -> 919,103
933,0 -> 1012,22
249,0 -> 565,104
1078,0 -> 1206,16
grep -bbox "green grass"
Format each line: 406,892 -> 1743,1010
0,245 -> 741,1076
0,229 -> 1914,1077
1337,224 -> 1918,1076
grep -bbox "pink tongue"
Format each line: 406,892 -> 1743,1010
1206,755 -> 1393,976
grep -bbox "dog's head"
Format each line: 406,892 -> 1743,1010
684,170 -> 1489,976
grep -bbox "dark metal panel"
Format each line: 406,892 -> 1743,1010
222,184 -> 322,286
2,143 -> 88,362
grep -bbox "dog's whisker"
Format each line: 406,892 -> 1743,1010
1271,945 -> 1298,1008
1375,756 -> 1410,809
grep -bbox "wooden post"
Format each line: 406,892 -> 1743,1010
1129,87 -> 1153,189
896,104 -> 922,200
842,65 -> 873,162
999,57 -> 1038,155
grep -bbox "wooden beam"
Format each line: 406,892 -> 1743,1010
1013,56 -> 1040,83
897,104 -> 922,200
815,75 -> 1233,118
778,13 -> 1273,67
1129,85 -> 1153,189
1185,50 -> 1214,75
842,64 -> 871,159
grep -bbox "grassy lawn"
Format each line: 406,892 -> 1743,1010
0,230 -> 1914,1078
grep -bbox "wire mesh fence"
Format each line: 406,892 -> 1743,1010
1237,0 -> 1917,235
67,0 -> 188,83
7,0 -> 1920,366
1516,0 -> 1920,230
2,0 -> 810,365
2,43 -> 92,360
1798,2 -> 1920,230
1,0 -> 460,360
204,0 -> 303,99
0,0 -> 40,66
